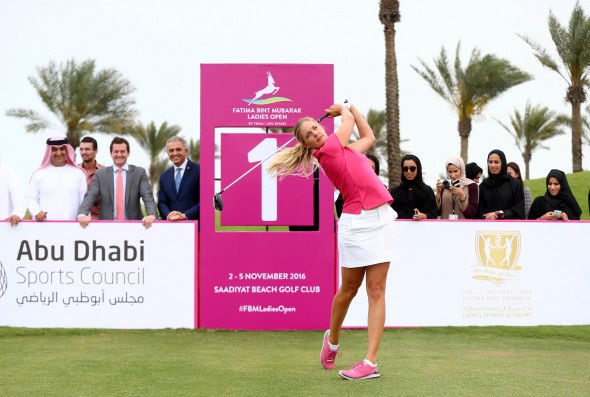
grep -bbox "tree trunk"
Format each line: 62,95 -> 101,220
523,149 -> 531,180
571,101 -> 583,172
458,118 -> 471,162
383,22 -> 401,188
568,85 -> 585,172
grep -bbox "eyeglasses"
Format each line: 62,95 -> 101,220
402,166 -> 417,172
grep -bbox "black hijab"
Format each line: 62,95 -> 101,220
398,154 -> 434,207
398,155 -> 431,196
480,149 -> 512,187
543,169 -> 582,219
392,154 -> 437,219
365,153 -> 380,176
466,162 -> 483,180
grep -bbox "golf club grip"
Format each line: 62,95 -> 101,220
317,100 -> 348,122
317,113 -> 330,123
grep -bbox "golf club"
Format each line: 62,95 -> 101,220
213,110 -> 334,211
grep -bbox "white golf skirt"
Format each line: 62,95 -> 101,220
337,204 -> 397,268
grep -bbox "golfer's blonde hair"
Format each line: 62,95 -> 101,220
267,117 -> 318,178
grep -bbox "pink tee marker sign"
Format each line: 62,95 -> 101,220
220,133 -> 313,226
200,64 -> 336,330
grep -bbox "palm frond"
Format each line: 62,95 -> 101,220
6,58 -> 138,149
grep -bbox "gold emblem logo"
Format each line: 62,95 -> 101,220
0,260 -> 7,298
474,231 -> 521,286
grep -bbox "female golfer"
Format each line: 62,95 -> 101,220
268,103 -> 396,380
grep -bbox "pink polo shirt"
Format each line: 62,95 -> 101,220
314,134 -> 393,214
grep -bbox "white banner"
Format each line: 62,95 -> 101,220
0,222 -> 196,328
343,220 -> 590,327
2,220 -> 587,329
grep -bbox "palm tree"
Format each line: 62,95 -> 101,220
496,102 -> 567,180
6,59 -> 137,150
347,108 -> 407,181
519,2 -> 590,172
131,121 -> 181,188
366,108 -> 386,158
379,0 -> 402,187
189,138 -> 200,163
411,42 -> 532,162
557,104 -> 589,147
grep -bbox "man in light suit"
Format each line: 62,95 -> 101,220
77,137 -> 157,229
158,136 -> 200,221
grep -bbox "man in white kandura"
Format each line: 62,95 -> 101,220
26,136 -> 87,221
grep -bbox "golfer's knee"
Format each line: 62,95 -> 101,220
337,286 -> 359,302
366,283 -> 386,301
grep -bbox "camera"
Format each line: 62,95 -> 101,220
442,179 -> 460,189
495,210 -> 505,219
553,210 -> 562,217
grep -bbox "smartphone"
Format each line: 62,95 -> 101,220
553,210 -> 563,217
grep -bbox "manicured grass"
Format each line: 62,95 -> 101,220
1,326 -> 589,396
525,170 -> 590,220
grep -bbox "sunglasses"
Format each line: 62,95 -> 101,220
402,166 -> 417,172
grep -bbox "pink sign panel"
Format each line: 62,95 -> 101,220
199,233 -> 337,330
200,64 -> 335,330
220,133 -> 313,226
202,65 -> 331,127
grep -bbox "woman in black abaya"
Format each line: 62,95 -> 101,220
528,169 -> 582,221
390,154 -> 437,220
478,149 -> 524,220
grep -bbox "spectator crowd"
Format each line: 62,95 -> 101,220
0,135 -> 200,227
0,135 -> 588,226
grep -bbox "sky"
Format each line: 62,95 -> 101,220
0,0 -> 587,190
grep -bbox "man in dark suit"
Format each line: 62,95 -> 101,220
158,136 -> 200,221
77,137 -> 157,229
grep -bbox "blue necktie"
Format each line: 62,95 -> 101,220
175,168 -> 182,193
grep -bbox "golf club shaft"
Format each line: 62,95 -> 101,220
217,112 -> 330,194
219,136 -> 296,193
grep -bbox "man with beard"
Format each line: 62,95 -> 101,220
26,136 -> 87,221
78,136 -> 104,220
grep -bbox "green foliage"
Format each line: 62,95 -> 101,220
366,108 -> 386,154
6,59 -> 137,149
131,121 -> 181,188
525,170 -> 590,219
412,42 -> 532,161
347,108 -> 407,179
519,2 -> 590,89
189,138 -> 200,162
412,42 -> 533,122
496,102 -> 567,179
1,326 -> 589,396
519,2 -> 590,172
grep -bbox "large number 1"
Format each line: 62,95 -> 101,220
248,138 -> 277,221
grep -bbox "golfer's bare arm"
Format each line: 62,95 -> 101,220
347,105 -> 375,154
328,104 -> 355,146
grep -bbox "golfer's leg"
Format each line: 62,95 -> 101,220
328,267 -> 365,345
364,262 -> 390,363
